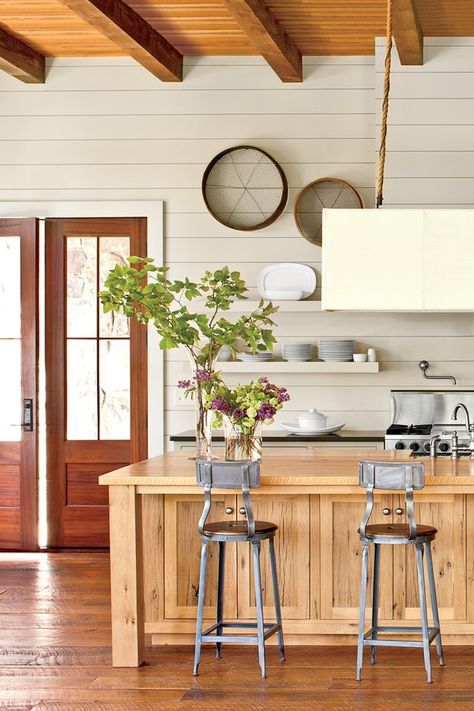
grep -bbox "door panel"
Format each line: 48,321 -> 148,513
393,494 -> 466,622
164,495 -> 237,620
45,218 -> 147,547
0,219 -> 38,550
237,495 -> 310,620
319,494 -> 393,620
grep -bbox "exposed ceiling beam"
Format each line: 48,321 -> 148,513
221,0 -> 302,82
393,0 -> 423,65
0,25 -> 45,83
56,0 -> 182,81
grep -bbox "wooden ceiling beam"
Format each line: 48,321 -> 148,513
221,0 -> 302,82
56,0 -> 182,81
393,0 -> 423,65
0,25 -> 45,83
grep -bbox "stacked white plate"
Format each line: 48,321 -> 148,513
238,351 -> 273,362
281,343 -> 313,362
318,339 -> 354,362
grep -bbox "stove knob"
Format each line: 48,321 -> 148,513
409,441 -> 420,452
394,441 -> 405,450
424,442 -> 431,452
439,442 -> 450,453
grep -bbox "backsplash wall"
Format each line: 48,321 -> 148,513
0,46 -> 473,447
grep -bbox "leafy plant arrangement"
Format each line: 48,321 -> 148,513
100,260 -> 278,457
207,377 -> 290,460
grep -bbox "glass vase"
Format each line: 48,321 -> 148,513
194,383 -> 213,459
223,418 -> 263,461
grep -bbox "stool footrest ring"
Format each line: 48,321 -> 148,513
201,621 -> 281,644
363,625 -> 440,648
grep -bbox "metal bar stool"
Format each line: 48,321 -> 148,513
356,460 -> 445,683
193,460 -> 285,679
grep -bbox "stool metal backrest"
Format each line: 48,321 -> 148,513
195,460 -> 260,539
358,461 -> 425,540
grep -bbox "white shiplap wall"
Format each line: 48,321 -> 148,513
1,51 -> 473,445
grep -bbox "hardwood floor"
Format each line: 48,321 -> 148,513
0,552 -> 473,710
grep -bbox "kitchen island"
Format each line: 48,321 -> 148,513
99,449 -> 474,667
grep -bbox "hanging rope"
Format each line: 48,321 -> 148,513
376,0 -> 393,208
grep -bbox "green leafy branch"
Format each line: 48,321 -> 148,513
99,259 -> 278,369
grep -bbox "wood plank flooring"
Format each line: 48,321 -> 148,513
0,551 -> 472,709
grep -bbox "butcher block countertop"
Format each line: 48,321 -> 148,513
99,448 -> 474,491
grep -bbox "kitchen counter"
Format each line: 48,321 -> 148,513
100,448 -> 474,489
100,448 -> 474,667
169,429 -> 385,444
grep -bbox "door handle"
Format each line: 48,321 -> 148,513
10,399 -> 34,432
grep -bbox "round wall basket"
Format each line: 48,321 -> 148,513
294,178 -> 363,247
202,145 -> 288,231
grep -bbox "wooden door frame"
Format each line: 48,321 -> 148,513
0,218 -> 39,550
45,217 -> 148,547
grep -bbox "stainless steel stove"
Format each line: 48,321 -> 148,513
385,390 -> 474,455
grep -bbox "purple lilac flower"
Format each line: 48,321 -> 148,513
210,397 -> 231,414
178,379 -> 191,389
193,368 -> 213,382
277,388 -> 290,403
259,376 -> 269,385
257,403 -> 277,420
232,408 -> 247,420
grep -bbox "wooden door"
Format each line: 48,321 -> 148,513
45,218 -> 147,548
393,494 -> 467,623
164,494 -> 237,620
319,494 -> 393,621
237,494 -> 310,620
0,219 -> 38,550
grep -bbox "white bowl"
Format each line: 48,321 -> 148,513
298,409 -> 328,429
353,353 -> 367,362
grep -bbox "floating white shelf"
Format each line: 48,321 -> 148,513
196,300 -> 322,313
218,361 -> 380,374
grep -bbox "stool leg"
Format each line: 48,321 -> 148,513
269,537 -> 285,662
356,542 -> 369,681
425,541 -> 445,667
216,541 -> 225,659
193,540 -> 209,676
370,542 -> 380,665
252,540 -> 266,679
415,542 -> 432,684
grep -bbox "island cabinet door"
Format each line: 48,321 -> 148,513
163,494 -> 238,620
237,495 -> 310,620
319,494 -> 394,621
393,494 -> 467,623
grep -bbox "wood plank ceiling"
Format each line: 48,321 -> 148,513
0,0 -> 472,83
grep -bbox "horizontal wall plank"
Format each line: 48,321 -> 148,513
0,89 -> 373,115
0,63 -> 374,92
0,187 -> 375,209
0,113 -> 374,137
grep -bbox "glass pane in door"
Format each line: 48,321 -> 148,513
0,236 -> 21,441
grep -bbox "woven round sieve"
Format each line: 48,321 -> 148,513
294,178 -> 363,247
202,146 -> 288,231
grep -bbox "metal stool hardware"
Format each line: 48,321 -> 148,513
193,460 -> 285,679
382,508 -> 390,515
225,507 -> 233,514
356,461 -> 444,684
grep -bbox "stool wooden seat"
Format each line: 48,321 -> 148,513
360,523 -> 437,539
193,460 -> 285,679
356,461 -> 444,684
204,520 -> 278,536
